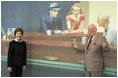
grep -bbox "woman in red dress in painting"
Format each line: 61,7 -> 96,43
65,3 -> 85,33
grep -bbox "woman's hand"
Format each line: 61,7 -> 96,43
8,67 -> 12,72
23,66 -> 26,70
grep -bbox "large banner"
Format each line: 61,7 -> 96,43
1,1 -> 117,77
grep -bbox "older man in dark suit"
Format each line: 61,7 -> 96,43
72,24 -> 109,77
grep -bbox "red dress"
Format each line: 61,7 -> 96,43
65,14 -> 85,30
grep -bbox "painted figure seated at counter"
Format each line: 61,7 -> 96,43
39,2 -> 63,35
65,3 -> 85,34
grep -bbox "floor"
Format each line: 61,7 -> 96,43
1,61 -> 116,77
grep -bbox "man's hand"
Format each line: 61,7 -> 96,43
103,42 -> 109,49
8,67 -> 12,72
56,30 -> 63,34
63,30 -> 69,34
72,43 -> 78,48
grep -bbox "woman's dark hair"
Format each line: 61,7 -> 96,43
14,28 -> 24,36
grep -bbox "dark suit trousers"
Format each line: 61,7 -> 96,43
10,66 -> 23,77
85,70 -> 103,77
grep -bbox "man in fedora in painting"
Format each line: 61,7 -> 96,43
39,2 -> 63,35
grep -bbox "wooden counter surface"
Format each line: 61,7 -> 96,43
1,32 -> 117,68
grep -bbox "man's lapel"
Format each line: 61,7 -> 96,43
87,33 -> 98,51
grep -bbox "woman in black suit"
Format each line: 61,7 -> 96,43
7,28 -> 27,77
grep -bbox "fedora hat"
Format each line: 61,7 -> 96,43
50,2 -> 61,10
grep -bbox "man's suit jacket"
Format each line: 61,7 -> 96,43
39,13 -> 62,34
77,33 -> 108,71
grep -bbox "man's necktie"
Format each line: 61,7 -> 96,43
87,36 -> 93,50
52,17 -> 55,23
103,25 -> 108,36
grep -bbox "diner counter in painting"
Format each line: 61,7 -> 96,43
1,32 -> 117,68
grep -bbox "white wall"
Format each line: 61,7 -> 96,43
89,1 -> 117,32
